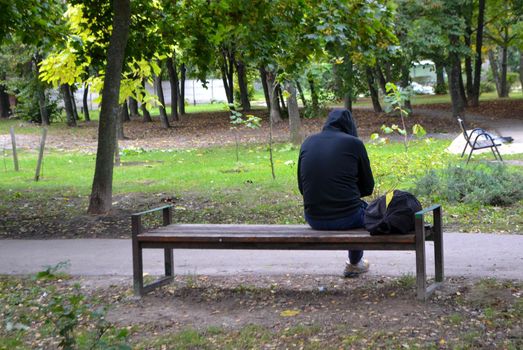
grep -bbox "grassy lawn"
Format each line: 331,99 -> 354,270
1,139 -> 522,233
353,91 -> 523,108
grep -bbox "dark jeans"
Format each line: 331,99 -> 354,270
305,203 -> 367,265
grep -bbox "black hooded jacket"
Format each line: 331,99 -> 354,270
297,109 -> 374,220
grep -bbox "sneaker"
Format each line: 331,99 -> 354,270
343,259 -> 370,278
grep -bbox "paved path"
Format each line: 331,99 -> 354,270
1,233 -> 522,279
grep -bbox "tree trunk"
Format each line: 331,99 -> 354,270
464,1 -> 474,100
155,71 -> 170,128
343,57 -> 354,113
488,50 -> 502,96
236,60 -> 250,111
448,35 -> 466,118
33,55 -> 50,125
37,86 -> 49,125
141,103 -> 152,122
259,66 -> 271,111
374,65 -> 388,94
400,63 -> 412,115
116,102 -> 126,139
121,98 -> 130,122
220,49 -> 235,104
464,52 -> 473,100
70,85 -> 79,122
83,83 -> 90,121
332,63 -> 346,102
435,61 -> 447,94
226,51 -> 235,104
308,76 -> 319,115
220,64 -> 232,104
128,97 -> 139,118
277,84 -> 286,112
366,67 -> 382,113
295,80 -> 307,107
88,0 -> 131,214
500,42 -> 509,97
343,94 -> 352,112
141,80 -> 152,122
285,80 -> 302,145
458,64 -> 468,107
383,62 -> 393,83
179,63 -> 186,115
266,70 -> 282,123
166,55 -> 179,121
61,84 -> 77,127
470,0 -> 485,107
0,83 -> 10,118
519,50 -> 523,97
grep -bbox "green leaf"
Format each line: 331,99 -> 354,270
413,124 -> 426,138
381,125 -> 393,134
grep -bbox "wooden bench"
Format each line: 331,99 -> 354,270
132,205 -> 443,301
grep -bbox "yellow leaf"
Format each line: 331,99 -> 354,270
280,309 -> 300,317
386,191 -> 394,209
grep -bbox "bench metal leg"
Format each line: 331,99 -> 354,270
415,206 -> 445,301
163,208 -> 174,277
132,207 -> 175,297
415,215 -> 427,301
132,216 -> 144,296
493,145 -> 503,162
165,249 -> 174,276
466,148 -> 474,164
433,206 -> 444,283
461,143 -> 468,158
415,206 -> 444,301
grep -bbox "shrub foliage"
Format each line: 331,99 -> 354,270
414,163 -> 523,206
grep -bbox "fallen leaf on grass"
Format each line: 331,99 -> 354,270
280,309 -> 300,317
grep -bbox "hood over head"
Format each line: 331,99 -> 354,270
322,108 -> 358,137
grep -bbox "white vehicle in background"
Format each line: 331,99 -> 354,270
411,82 -> 435,95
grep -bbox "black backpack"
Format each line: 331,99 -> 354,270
364,190 -> 422,235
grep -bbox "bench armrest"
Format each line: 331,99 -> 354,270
415,204 -> 441,218
132,205 -> 173,218
415,204 -> 442,241
471,131 -> 500,147
132,205 -> 173,236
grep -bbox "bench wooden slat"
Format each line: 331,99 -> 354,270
137,224 -> 416,244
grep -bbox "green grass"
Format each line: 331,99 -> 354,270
1,139 -> 522,231
0,140 -> 454,197
352,91 -> 523,108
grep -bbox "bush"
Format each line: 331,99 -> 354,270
434,83 -> 448,95
14,86 -> 62,124
507,72 -> 519,92
413,163 -> 523,206
480,81 -> 496,94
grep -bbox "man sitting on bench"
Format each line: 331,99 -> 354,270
298,108 -> 375,278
